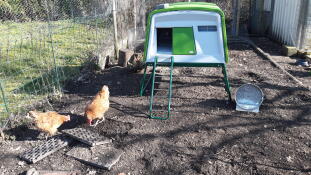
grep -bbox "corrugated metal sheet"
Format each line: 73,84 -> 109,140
271,0 -> 302,47
250,0 -> 311,51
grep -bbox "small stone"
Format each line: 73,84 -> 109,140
26,168 -> 39,175
87,170 -> 97,175
282,45 -> 297,56
18,161 -> 25,167
286,156 -> 293,162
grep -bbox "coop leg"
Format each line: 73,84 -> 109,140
139,65 -> 148,96
222,64 -> 232,101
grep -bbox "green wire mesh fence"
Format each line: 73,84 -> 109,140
0,0 -> 114,128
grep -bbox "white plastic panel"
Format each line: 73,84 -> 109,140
146,10 -> 225,64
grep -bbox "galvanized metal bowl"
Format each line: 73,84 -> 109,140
235,84 -> 264,111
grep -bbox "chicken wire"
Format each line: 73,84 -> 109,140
0,0 -> 114,128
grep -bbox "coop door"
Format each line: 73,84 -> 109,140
157,28 -> 172,54
172,27 -> 196,55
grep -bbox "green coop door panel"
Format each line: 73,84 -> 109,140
172,27 -> 196,55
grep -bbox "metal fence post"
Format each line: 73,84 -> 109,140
45,0 -> 61,92
112,0 -> 119,59
0,80 -> 12,132
134,0 -> 137,41
0,81 -> 10,118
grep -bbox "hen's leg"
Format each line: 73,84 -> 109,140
97,116 -> 105,124
90,120 -> 99,127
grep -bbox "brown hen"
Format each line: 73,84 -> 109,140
29,111 -> 70,138
84,85 -> 110,127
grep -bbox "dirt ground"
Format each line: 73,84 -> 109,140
251,37 -> 311,88
1,39 -> 311,175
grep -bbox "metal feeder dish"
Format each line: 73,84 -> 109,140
235,84 -> 263,113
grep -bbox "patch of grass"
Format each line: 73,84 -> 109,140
0,19 -> 112,121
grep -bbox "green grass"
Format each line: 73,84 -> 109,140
0,18 -> 112,124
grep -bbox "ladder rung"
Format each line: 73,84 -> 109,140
155,74 -> 170,77
154,98 -> 168,102
151,109 -> 168,112
154,96 -> 168,98
154,88 -> 168,91
152,104 -> 166,106
155,82 -> 170,84
155,76 -> 167,78
152,107 -> 167,110
155,86 -> 170,89
152,101 -> 169,104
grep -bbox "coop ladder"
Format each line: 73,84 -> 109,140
149,56 -> 174,120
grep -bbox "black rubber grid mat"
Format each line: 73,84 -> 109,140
19,135 -> 72,163
62,128 -> 112,146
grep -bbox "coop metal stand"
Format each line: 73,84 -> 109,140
221,64 -> 232,101
140,60 -> 232,120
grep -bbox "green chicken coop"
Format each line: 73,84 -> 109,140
140,2 -> 231,120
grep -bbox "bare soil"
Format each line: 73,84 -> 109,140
1,39 -> 311,175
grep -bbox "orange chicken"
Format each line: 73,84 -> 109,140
29,111 -> 70,138
84,85 -> 110,127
